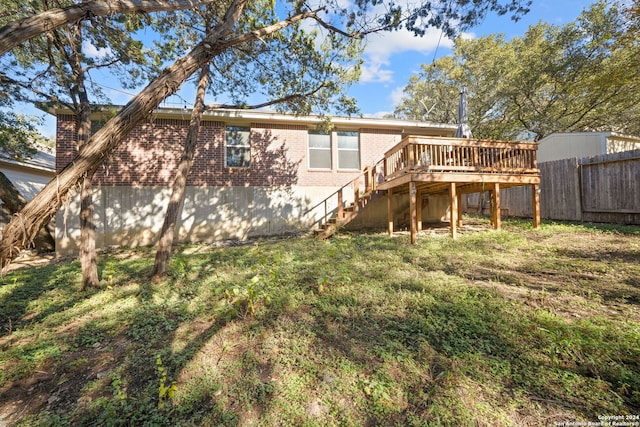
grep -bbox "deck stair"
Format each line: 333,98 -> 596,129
304,165 -> 382,240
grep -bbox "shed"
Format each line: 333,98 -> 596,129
537,131 -> 640,163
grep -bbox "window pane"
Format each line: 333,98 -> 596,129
226,147 -> 250,168
225,126 -> 250,147
338,150 -> 359,169
337,131 -> 359,149
225,126 -> 250,167
309,149 -> 331,169
309,132 -> 330,148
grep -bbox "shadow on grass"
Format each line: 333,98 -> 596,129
1,229 -> 639,426
0,263 -> 89,338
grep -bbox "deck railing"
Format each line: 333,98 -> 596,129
384,136 -> 539,180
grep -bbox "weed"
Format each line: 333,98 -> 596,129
156,355 -> 177,410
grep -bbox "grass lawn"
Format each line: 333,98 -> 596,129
1,217 -> 639,426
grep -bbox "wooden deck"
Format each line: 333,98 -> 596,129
306,135 -> 541,242
379,136 -> 541,242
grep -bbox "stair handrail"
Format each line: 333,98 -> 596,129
303,158 -> 385,229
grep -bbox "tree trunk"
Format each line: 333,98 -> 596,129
77,87 -> 100,290
0,3 -> 323,269
0,171 -> 55,252
151,65 -> 210,280
0,170 -> 28,213
0,0 -> 217,56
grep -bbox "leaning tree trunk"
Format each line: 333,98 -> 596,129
0,2 -> 322,269
0,171 -> 55,251
151,64 -> 210,280
0,43 -> 212,268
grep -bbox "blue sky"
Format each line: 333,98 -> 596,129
27,0 -> 597,137
350,0 -> 596,118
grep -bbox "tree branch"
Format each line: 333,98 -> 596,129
0,0 -> 218,56
0,72 -> 75,111
205,83 -> 327,110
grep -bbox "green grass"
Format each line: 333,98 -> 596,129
1,218 -> 639,426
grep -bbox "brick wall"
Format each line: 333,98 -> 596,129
56,115 -> 404,188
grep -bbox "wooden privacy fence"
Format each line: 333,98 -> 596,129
471,149 -> 640,225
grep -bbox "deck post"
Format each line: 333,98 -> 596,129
491,183 -> 501,230
408,141 -> 416,169
532,183 -> 541,229
416,189 -> 423,232
387,188 -> 394,236
410,181 -> 417,244
337,188 -> 344,219
449,182 -> 458,239
457,192 -> 463,228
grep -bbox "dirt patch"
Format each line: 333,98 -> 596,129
0,335 -> 128,426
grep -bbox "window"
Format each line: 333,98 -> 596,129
337,131 -> 360,170
308,131 -> 331,169
225,126 -> 251,168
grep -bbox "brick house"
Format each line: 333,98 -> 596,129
53,107 -> 458,255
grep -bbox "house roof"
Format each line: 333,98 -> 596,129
166,108 -> 459,134
42,104 -> 459,136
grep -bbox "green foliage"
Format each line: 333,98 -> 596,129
395,1 -> 640,140
1,221 -> 639,425
0,110 -> 48,159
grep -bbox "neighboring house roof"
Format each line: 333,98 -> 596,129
0,145 -> 55,202
0,145 -> 56,173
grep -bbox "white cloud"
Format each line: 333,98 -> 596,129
389,86 -> 405,105
83,41 -> 113,59
359,27 -> 454,83
360,60 -> 394,83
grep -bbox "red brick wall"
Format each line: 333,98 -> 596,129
56,115 -> 403,187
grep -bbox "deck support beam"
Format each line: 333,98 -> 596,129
491,183 -> 501,230
410,181 -> 417,244
457,192 -> 463,228
532,184 -> 541,229
387,188 -> 394,236
449,182 -> 458,239
417,189 -> 423,232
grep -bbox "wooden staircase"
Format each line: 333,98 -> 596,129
304,164 -> 383,240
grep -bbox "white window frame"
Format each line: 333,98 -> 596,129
308,130 -> 332,170
337,130 -> 360,170
224,126 -> 251,168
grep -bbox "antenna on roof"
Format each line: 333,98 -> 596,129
419,100 -> 436,121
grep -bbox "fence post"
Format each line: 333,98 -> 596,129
575,159 -> 583,221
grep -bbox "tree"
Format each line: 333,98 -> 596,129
0,0 -> 532,269
1,0 -> 168,288
149,1 -> 364,279
151,65 -> 209,280
394,1 -> 640,140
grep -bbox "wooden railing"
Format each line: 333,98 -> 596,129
303,164 -> 380,230
384,136 -> 539,180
